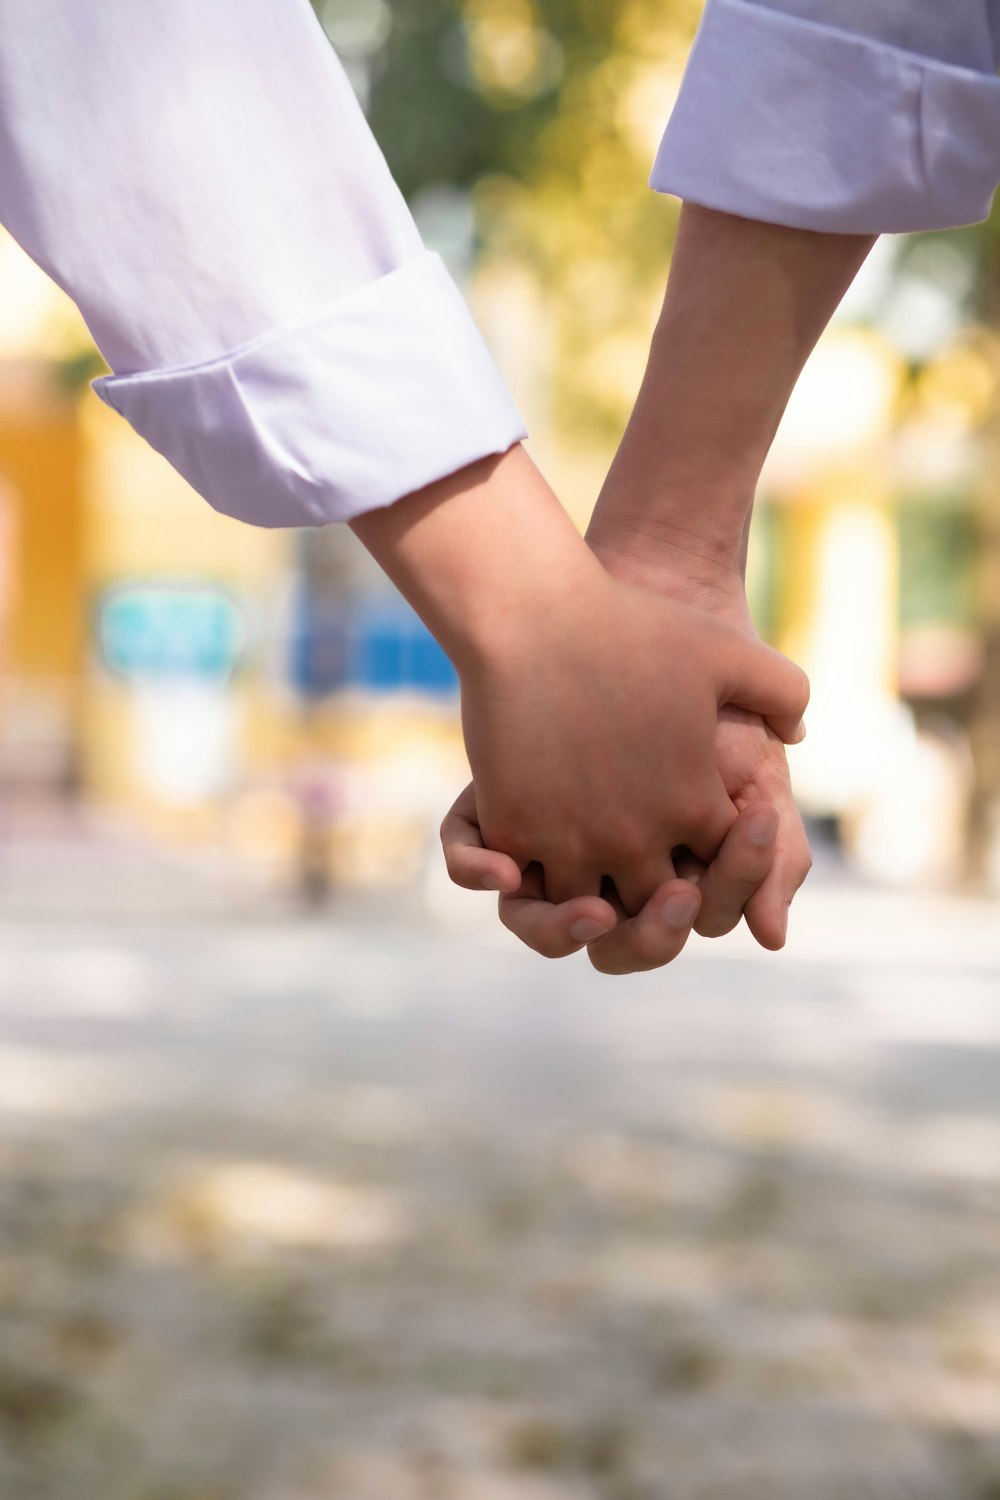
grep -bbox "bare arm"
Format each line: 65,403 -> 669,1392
588,204 -> 876,599
354,441 -> 808,918
455,208 -> 872,966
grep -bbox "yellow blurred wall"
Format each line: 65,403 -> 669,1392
0,365 -> 85,780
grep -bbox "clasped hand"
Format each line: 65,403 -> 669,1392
442,556 -> 810,973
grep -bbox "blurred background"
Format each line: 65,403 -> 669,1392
3,2 -> 1000,1497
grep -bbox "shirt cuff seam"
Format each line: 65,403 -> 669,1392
96,255 -> 434,391
719,0 -> 1000,86
93,251 -> 528,528
650,0 -> 1000,234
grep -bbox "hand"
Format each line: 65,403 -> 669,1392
444,194 -> 861,972
441,542 -> 811,971
442,782 -> 784,972
460,561 -> 808,914
588,529 -> 812,952
348,443 -> 807,963
677,705 -> 811,949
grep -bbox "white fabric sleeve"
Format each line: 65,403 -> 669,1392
0,0 -> 526,527
651,0 -> 1000,234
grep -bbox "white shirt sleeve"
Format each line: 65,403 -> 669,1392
0,0 -> 526,527
651,0 -> 1000,233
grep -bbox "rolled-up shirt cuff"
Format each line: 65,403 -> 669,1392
650,0 -> 1000,234
92,251 -> 527,529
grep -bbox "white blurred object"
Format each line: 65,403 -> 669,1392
878,237 -> 975,363
422,837 -> 501,932
412,184 -> 476,283
792,691 -> 913,818
843,720 -> 973,887
881,276 -> 963,364
319,0 -> 391,56
132,680 -> 239,805
763,328 -> 900,492
787,497 -> 903,815
834,235 -> 898,325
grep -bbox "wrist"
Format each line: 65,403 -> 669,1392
350,443 -> 605,677
587,504 -> 749,583
587,512 -> 755,635
586,390 -> 761,600
455,529 -> 607,681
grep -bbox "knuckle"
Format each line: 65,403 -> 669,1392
482,823 -> 517,855
441,848 -> 467,887
695,908 -> 740,940
546,838 -> 590,875
588,944 -> 627,977
585,928 -> 634,974
527,920 -> 568,959
683,795 -> 726,844
601,926 -> 678,975
788,834 -> 814,889
490,831 -> 534,870
498,903 -> 563,960
551,840 -> 599,882
497,902 -> 522,939
637,935 -> 682,971
602,816 -> 650,866
790,664 -> 811,714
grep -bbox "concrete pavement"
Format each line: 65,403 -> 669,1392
0,868 -> 999,1498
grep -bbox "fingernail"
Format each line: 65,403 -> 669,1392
791,720 -> 807,744
480,874 -> 504,892
747,808 -> 779,847
570,918 -> 610,943
662,893 -> 699,929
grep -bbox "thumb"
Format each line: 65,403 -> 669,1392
714,629 -> 810,746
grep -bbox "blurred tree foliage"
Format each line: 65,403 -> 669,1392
315,0 -> 702,441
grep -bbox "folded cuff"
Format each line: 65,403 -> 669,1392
651,0 -> 1000,234
93,252 -> 528,528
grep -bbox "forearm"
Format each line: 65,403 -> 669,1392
350,443 -> 602,674
588,204 -> 874,588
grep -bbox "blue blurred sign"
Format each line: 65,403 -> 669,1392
290,594 -> 458,698
97,585 -> 245,681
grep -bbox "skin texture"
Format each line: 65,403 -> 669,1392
442,784 -> 782,972
459,561 -> 808,911
591,560 -> 813,954
441,635 -> 812,968
441,206 -> 876,972
352,442 -> 809,928
587,205 -> 877,579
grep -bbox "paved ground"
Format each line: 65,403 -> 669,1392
2,842 -> 1000,1499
